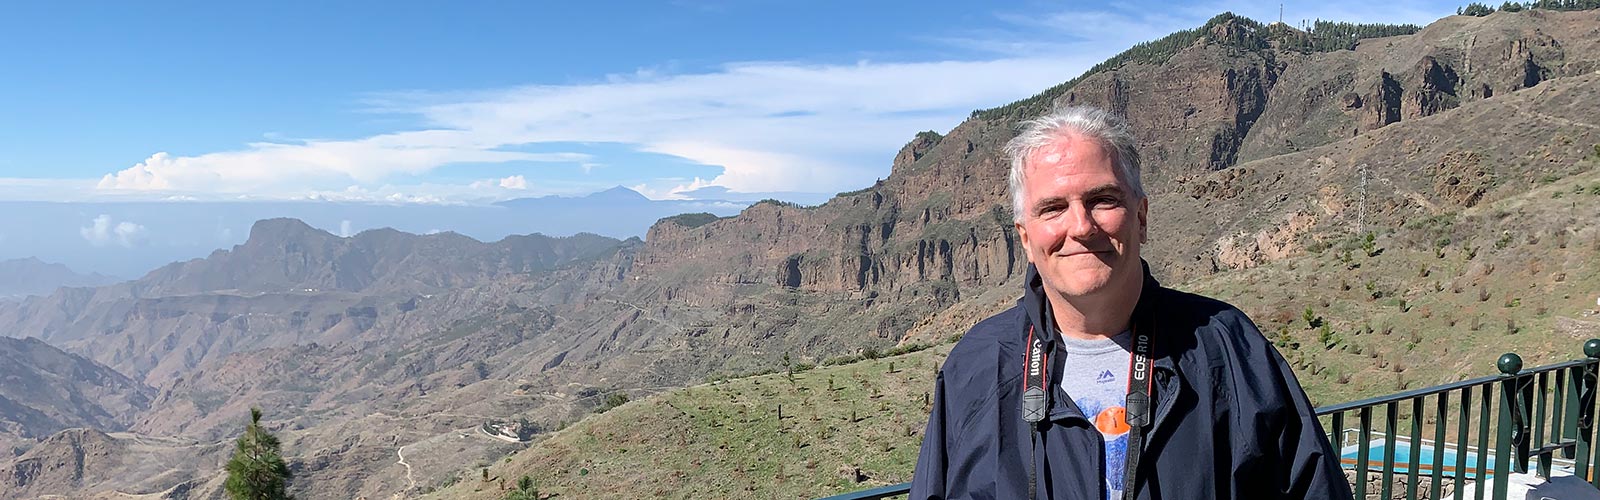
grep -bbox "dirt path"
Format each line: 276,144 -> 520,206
393,436 -> 416,498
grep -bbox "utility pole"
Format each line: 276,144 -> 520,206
1357,163 -> 1369,235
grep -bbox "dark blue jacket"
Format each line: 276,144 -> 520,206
910,264 -> 1351,499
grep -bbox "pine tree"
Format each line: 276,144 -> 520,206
224,408 -> 294,500
502,475 -> 539,500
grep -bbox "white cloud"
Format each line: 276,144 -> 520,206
498,175 -> 528,190
376,57 -> 1089,195
339,220 -> 353,237
96,145 -> 587,194
80,215 -> 147,248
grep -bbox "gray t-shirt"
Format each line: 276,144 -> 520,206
1059,330 -> 1134,499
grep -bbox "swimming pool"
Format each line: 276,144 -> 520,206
1337,431 -> 1574,479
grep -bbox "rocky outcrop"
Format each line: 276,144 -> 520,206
1369,71 -> 1405,128
1054,38 -> 1282,179
1403,56 -> 1461,120
0,428 -> 122,495
1432,150 -> 1494,208
1239,10 -> 1600,163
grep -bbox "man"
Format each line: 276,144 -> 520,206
909,106 -> 1350,499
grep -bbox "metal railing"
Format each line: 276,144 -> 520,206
818,339 -> 1600,500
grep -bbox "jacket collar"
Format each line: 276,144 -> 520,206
1022,260 -> 1178,428
1019,260 -> 1162,351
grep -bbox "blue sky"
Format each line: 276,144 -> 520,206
0,0 -> 1457,204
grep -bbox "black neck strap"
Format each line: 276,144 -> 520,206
1023,322 -> 1154,500
1122,329 -> 1153,500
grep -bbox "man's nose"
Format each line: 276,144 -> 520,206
1064,204 -> 1099,239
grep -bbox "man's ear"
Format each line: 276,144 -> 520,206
1016,220 -> 1036,264
1138,196 -> 1149,244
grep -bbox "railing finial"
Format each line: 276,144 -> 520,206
1584,339 -> 1600,358
1498,353 -> 1523,376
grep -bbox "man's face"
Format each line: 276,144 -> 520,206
1014,134 -> 1147,302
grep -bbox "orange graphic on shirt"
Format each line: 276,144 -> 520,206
1095,407 -> 1130,435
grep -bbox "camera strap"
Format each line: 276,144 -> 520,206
1022,322 -> 1154,500
1122,328 -> 1153,500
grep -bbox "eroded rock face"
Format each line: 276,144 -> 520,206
0,429 -> 121,495
1241,11 -> 1600,163
1369,71 -> 1406,129
1054,42 -> 1282,181
1433,150 -> 1494,208
633,119 -> 1022,300
1403,56 -> 1461,120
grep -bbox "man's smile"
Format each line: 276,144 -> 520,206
1057,249 -> 1110,257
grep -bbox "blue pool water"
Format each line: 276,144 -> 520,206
1340,441 -> 1492,478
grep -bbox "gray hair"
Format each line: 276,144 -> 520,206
1004,106 -> 1144,222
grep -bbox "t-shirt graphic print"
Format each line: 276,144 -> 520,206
1059,330 -> 1134,499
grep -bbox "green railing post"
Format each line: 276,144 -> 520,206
1407,397 -> 1422,500
1431,392 -> 1448,500
1477,385 -> 1491,500
1382,402 -> 1397,500
1455,385 -> 1472,500
1535,371 -> 1550,477
1582,340 -> 1600,486
1494,353 -> 1524,500
1357,407 -> 1372,500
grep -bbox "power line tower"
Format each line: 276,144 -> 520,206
1356,163 -> 1369,235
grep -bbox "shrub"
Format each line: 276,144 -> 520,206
1303,306 -> 1323,329
503,476 -> 538,500
595,393 -> 630,414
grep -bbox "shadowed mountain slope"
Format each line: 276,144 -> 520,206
0,337 -> 152,459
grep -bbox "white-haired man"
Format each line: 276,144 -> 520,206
910,106 -> 1350,499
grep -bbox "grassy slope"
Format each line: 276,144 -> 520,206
1187,158 -> 1600,405
428,347 -> 948,499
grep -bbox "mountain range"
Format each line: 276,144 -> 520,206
0,185 -> 814,280
0,258 -> 120,299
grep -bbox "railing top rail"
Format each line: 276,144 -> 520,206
1314,358 -> 1594,414
815,482 -> 914,500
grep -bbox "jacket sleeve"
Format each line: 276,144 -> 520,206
1266,340 -> 1353,499
909,369 -> 949,500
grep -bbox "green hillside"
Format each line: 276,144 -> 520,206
427,347 -> 947,499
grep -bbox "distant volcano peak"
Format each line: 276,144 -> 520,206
587,186 -> 650,202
